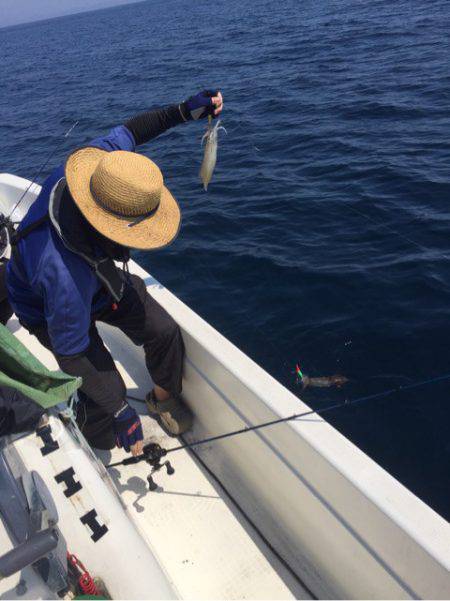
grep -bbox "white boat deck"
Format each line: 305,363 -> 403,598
8,317 -> 310,600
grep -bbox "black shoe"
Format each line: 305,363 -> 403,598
145,390 -> 193,436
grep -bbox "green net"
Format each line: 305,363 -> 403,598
0,324 -> 81,409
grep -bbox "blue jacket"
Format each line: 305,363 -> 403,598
7,125 -> 136,357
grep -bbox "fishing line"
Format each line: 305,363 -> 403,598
229,119 -> 438,258
336,196 -> 425,252
238,126 -> 450,372
230,120 -> 432,254
189,124 -> 381,381
185,240 -> 295,376
336,183 -> 450,262
114,369 -> 450,469
186,156 -> 447,394
8,120 -> 79,219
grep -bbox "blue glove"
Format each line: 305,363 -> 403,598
181,89 -> 219,121
113,403 -> 143,452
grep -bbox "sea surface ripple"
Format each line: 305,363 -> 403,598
1,0 -> 449,519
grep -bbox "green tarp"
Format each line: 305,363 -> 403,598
0,324 -> 81,409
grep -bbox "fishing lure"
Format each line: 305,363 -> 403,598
295,364 -> 304,385
199,116 -> 226,191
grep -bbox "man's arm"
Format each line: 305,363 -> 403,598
125,90 -> 223,145
87,106 -> 181,153
124,104 -> 185,146
89,90 -> 224,152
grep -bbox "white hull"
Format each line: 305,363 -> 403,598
0,173 -> 449,599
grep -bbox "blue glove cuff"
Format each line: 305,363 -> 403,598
113,403 -> 143,452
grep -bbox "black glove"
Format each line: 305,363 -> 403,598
180,89 -> 219,121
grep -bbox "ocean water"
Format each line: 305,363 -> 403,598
1,0 -> 449,520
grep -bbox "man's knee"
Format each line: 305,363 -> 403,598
145,314 -> 181,349
123,272 -> 184,357
161,316 -> 181,343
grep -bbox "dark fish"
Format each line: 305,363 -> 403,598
301,374 -> 349,389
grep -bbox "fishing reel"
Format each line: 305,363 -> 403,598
142,443 -> 174,491
113,442 -> 174,490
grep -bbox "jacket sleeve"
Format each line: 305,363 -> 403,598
88,124 -> 136,153
88,105 -> 185,152
39,241 -> 98,357
38,244 -> 125,414
124,104 -> 185,146
56,331 -> 126,416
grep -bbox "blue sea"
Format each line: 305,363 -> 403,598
1,0 -> 449,520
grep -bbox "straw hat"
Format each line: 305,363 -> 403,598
65,148 -> 181,250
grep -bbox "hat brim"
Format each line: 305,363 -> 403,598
65,147 -> 181,250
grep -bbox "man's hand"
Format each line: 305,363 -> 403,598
180,89 -> 224,121
210,91 -> 223,116
113,402 -> 144,456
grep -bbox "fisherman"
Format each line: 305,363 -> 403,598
6,89 -> 224,456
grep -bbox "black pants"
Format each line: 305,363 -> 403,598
28,273 -> 184,449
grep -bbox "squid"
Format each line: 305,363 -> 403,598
199,117 -> 226,191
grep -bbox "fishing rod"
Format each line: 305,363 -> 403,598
108,370 -> 450,489
7,120 -> 79,221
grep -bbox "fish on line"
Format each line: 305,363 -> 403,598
295,363 -> 349,389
